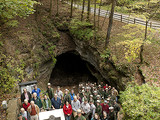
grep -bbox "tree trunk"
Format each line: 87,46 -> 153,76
50,0 -> 53,18
105,0 -> 116,48
94,0 -> 97,29
140,20 -> 148,64
98,0 -> 102,29
71,0 -> 74,18
87,0 -> 91,21
81,0 -> 85,21
56,0 -> 59,16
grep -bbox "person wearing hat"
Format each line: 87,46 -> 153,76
45,83 -> 54,100
63,89 -> 71,105
96,95 -> 101,102
95,100 -> 102,118
101,100 -> 109,114
104,88 -> 109,99
107,98 -> 112,107
89,100 -> 96,119
71,96 -> 81,118
89,95 -> 94,102
80,90 -> 85,100
93,91 -> 98,104
108,107 -> 116,120
85,87 -> 91,100
75,109 -> 86,120
81,98 -> 90,120
17,113 -> 27,120
32,85 -> 41,98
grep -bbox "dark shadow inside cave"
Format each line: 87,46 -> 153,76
49,51 -> 98,88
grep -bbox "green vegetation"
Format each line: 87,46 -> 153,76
69,19 -> 94,41
90,0 -> 160,20
110,24 -> 159,63
0,0 -> 38,21
120,83 -> 160,120
0,55 -> 25,93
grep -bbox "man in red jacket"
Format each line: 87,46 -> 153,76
63,101 -> 72,120
101,100 -> 109,114
22,99 -> 31,111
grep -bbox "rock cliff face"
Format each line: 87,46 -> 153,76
0,0 -> 130,92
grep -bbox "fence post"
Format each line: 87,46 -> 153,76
150,22 -> 152,28
134,18 -> 136,24
121,14 -> 122,22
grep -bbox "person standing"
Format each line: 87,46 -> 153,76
63,89 -> 71,105
95,100 -> 102,118
20,108 -> 28,119
74,109 -> 86,120
63,101 -> 72,120
32,85 -> 41,98
113,100 -> 120,120
108,107 -> 116,120
71,96 -> 81,118
42,95 -> 52,111
101,100 -> 109,114
31,93 -> 42,110
89,100 -> 96,119
56,86 -> 63,100
102,111 -> 108,120
91,113 -> 101,120
70,89 -> 75,102
51,94 -> 61,109
22,99 -> 31,111
46,83 -> 54,100
21,88 -> 32,103
81,98 -> 90,120
27,101 -> 39,120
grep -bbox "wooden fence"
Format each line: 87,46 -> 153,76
66,2 -> 160,29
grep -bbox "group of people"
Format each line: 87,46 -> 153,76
18,82 -> 120,120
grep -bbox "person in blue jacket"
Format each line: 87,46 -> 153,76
32,84 -> 41,98
51,94 -> 61,109
70,89 -> 75,101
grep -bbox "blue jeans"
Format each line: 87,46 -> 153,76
65,115 -> 71,120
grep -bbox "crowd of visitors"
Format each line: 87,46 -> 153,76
18,82 -> 120,120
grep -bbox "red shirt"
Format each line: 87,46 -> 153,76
30,106 -> 37,116
63,104 -> 72,115
22,103 -> 30,111
101,103 -> 109,114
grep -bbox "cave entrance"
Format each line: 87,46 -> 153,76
49,51 -> 98,92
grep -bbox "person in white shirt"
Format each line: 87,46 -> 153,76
81,98 -> 90,120
89,100 -> 96,119
20,108 -> 28,119
56,86 -> 63,100
71,96 -> 81,118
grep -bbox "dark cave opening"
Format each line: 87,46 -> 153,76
49,51 -> 98,88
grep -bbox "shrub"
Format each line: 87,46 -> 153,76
120,83 -> 160,120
